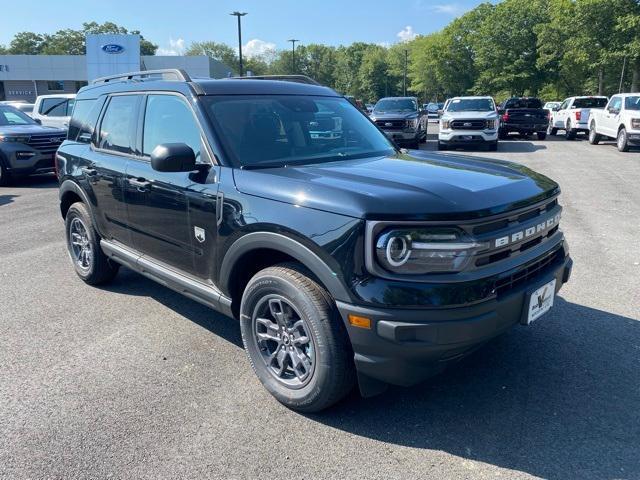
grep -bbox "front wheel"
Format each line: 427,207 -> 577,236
487,141 -> 498,151
537,132 -> 547,141
437,141 -> 448,151
617,128 -> 630,152
240,264 -> 355,412
65,202 -> 119,285
547,125 -> 558,136
588,124 -> 601,145
0,162 -> 10,186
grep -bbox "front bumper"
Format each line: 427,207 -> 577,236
0,146 -> 56,175
627,130 -> 640,145
439,129 -> 498,145
383,129 -> 420,144
337,247 -> 572,393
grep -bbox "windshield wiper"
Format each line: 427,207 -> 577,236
241,162 -> 288,170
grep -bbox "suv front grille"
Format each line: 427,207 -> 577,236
493,245 -> 562,297
375,119 -> 405,130
450,119 -> 486,130
26,134 -> 66,155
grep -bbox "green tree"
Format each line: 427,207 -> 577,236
186,41 -> 238,73
358,45 -> 388,102
8,32 -> 47,54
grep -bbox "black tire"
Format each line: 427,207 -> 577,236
240,263 -> 355,412
547,125 -> 558,136
487,141 -> 498,151
498,128 -> 508,140
65,202 -> 119,285
565,121 -> 576,140
437,141 -> 448,151
537,132 -> 547,141
617,128 -> 630,152
409,139 -> 420,149
0,161 -> 10,186
588,123 -> 601,145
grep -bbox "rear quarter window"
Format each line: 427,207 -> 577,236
573,98 -> 608,109
39,97 -> 74,117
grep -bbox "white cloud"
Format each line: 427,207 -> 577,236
242,38 -> 276,59
432,4 -> 467,15
397,26 -> 418,43
157,37 -> 185,56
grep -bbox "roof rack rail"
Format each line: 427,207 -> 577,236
91,69 -> 192,85
231,75 -> 321,86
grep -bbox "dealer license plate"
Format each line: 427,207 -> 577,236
525,279 -> 556,324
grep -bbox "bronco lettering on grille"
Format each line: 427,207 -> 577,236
494,213 -> 561,248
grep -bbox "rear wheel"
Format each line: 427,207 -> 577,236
547,125 -> 558,136
240,264 -> 355,412
537,132 -> 547,141
617,128 -> 630,152
65,202 -> 119,285
498,128 -> 508,140
588,123 -> 601,145
565,121 -> 576,140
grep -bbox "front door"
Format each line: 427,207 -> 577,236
603,96 -> 622,137
124,93 -> 218,276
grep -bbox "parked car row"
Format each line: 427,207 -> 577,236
1,93 -> 76,129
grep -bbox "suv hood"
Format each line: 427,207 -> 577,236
0,124 -> 66,135
233,151 -> 559,221
442,111 -> 498,120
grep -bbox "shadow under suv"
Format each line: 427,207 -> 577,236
57,70 -> 572,412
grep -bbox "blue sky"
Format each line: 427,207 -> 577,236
1,0 -> 487,55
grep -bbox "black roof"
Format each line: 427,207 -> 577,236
77,74 -> 339,100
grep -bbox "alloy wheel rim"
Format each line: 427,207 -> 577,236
69,217 -> 92,272
618,131 -> 625,149
253,295 -> 315,388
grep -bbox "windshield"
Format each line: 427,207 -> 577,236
446,98 -> 495,112
204,95 -> 395,168
625,96 -> 640,111
0,106 -> 36,126
504,98 -> 542,109
373,98 -> 417,113
573,97 -> 608,109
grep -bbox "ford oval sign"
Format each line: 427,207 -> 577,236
102,44 -> 125,54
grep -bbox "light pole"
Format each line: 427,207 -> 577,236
403,49 -> 408,96
288,39 -> 299,74
230,11 -> 247,76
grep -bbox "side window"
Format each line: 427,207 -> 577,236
608,96 -> 622,113
98,95 -> 139,154
39,98 -> 71,117
559,100 -> 569,111
68,98 -> 104,143
142,95 -> 202,161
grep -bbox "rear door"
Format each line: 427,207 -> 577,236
124,92 -> 219,276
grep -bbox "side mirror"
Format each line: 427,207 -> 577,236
150,143 -> 196,173
34,118 -> 42,125
437,109 -> 444,115
553,106 -> 560,112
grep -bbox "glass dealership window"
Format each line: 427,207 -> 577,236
47,81 -> 64,91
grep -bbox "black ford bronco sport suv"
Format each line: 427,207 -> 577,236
57,69 -> 572,412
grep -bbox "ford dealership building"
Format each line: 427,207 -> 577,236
0,34 -> 232,102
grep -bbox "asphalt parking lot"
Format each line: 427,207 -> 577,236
1,127 -> 639,479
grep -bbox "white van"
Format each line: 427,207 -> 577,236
32,94 -> 76,129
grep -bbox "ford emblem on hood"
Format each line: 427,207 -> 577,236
102,44 -> 125,54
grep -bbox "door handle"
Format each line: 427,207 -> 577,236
81,167 -> 98,176
128,178 -> 151,191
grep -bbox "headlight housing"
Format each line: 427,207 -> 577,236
406,118 -> 418,129
631,118 -> 640,130
0,135 -> 30,143
441,119 -> 451,130
375,227 -> 489,274
486,119 -> 496,130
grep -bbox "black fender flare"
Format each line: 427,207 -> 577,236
219,232 -> 352,303
59,179 -> 94,220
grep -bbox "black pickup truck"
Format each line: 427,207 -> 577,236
498,97 -> 549,140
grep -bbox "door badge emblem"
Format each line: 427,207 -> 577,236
194,227 -> 206,243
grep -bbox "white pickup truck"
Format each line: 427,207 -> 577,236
32,94 -> 76,130
438,96 -> 499,151
548,96 -> 608,140
588,93 -> 640,152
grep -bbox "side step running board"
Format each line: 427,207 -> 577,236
100,240 -> 234,318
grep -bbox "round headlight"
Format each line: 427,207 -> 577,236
385,235 -> 411,267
